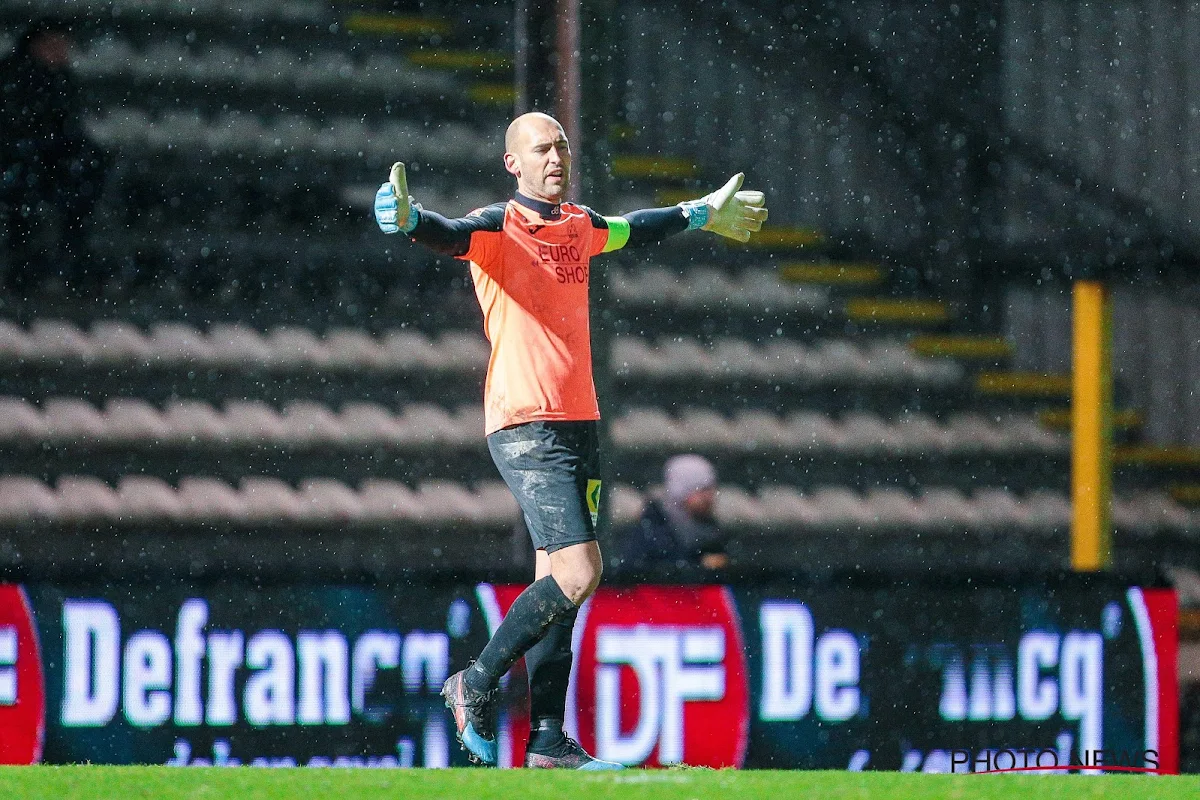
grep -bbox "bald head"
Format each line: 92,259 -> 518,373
503,112 -> 572,203
505,112 -> 564,153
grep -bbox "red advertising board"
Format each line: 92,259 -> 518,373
0,585 -> 44,764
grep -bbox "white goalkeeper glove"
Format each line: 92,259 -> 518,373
374,161 -> 420,234
679,173 -> 768,242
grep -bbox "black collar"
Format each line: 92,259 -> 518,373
514,191 -> 561,219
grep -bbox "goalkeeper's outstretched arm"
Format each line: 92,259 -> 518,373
595,173 -> 768,253
374,161 -> 503,257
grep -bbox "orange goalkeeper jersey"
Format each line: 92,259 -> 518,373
406,191 -> 686,435
459,195 -> 609,434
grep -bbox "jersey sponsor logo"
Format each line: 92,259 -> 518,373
555,265 -> 589,285
0,585 -> 45,764
538,244 -> 582,263
489,585 -> 750,768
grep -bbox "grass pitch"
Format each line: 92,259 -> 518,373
0,766 -> 1197,800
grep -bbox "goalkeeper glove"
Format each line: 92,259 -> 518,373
679,173 -> 767,242
374,161 -> 420,234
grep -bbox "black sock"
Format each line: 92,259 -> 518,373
524,606 -> 577,744
528,718 -> 568,752
466,576 -> 576,693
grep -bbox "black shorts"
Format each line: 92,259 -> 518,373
487,420 -> 601,554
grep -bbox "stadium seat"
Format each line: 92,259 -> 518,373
608,484 -> 645,525
55,476 -> 120,522
222,401 -> 287,443
208,324 -> 273,366
472,481 -> 521,523
239,477 -> 302,522
781,411 -> 844,450
892,411 -> 957,451
339,403 -> 407,445
280,401 -> 346,445
0,321 -> 28,360
864,487 -> 929,527
918,488 -> 984,529
810,486 -> 878,529
838,411 -> 906,453
416,481 -> 487,523
436,331 -> 491,371
149,322 -> 214,363
178,477 -> 248,521
374,330 -> 427,370
298,479 -> 363,523
103,398 -> 172,441
161,400 -> 231,442
0,477 -> 58,520
728,409 -> 793,450
264,326 -> 326,367
321,329 -> 385,370
677,409 -> 741,448
43,398 -> 106,441
1020,490 -> 1072,533
398,405 -> 464,447
756,485 -> 821,527
29,320 -> 93,361
116,476 -> 184,521
0,398 -> 45,440
712,485 -> 765,527
91,321 -> 154,362
358,479 -> 422,521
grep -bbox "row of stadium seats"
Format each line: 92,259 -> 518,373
716,485 -> 1197,535
613,336 -> 964,384
0,475 -> 521,526
0,397 -> 1063,454
74,38 -> 458,98
0,320 -> 489,371
0,398 -> 484,445
609,266 -> 829,312
86,110 -> 493,166
0,475 -> 1192,535
0,320 -> 961,386
614,408 -> 1064,453
9,0 -> 327,24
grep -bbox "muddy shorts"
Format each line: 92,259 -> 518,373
486,420 -> 601,553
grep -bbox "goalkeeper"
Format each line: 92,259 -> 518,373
374,112 -> 766,769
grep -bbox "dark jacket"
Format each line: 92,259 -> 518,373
617,497 -> 727,573
0,31 -> 90,185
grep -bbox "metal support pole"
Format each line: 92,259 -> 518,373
1071,280 -> 1114,571
514,0 -> 530,116
555,0 -> 582,203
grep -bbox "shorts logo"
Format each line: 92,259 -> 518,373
585,479 -> 601,528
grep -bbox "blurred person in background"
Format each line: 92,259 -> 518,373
1,19 -> 108,296
618,453 -> 729,573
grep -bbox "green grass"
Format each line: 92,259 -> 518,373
0,766 -> 1195,800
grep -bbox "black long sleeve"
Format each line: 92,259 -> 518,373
623,206 -> 690,247
408,203 -> 506,257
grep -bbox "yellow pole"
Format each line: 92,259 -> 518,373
1071,280 -> 1113,571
